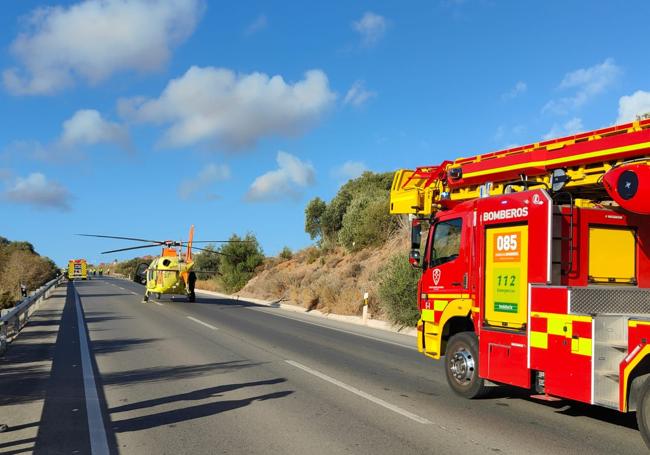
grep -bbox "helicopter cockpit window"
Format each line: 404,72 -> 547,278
162,259 -> 171,267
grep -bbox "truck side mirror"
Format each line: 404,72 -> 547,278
409,249 -> 421,268
411,218 -> 422,250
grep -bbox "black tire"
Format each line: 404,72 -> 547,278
445,332 -> 490,398
636,376 -> 650,450
188,271 -> 196,302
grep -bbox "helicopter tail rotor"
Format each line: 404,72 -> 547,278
186,225 -> 195,262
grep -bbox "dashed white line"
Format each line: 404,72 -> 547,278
186,316 -> 218,330
285,360 -> 431,425
73,286 -> 110,455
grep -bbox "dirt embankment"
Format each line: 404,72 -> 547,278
235,225 -> 410,319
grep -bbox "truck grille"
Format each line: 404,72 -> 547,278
570,287 -> 650,315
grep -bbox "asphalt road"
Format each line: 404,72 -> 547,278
1,277 -> 647,454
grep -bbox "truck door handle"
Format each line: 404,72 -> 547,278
451,282 -> 461,286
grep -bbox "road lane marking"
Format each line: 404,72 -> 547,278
73,286 -> 110,455
285,360 -> 431,425
187,316 -> 218,330
154,302 -> 164,306
248,307 -> 416,351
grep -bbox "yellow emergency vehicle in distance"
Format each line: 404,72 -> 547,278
67,259 -> 88,280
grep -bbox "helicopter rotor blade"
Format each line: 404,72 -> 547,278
100,244 -> 163,254
190,240 -> 254,243
188,246 -> 234,257
78,234 -> 163,244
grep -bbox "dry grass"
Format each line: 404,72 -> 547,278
195,278 -> 223,293
239,219 -> 411,319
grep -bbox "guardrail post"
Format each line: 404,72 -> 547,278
362,292 -> 369,325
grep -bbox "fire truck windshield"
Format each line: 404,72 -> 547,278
430,218 -> 462,267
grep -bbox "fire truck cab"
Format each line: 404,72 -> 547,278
391,117 -> 650,446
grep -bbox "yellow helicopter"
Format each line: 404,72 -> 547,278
79,226 -> 236,303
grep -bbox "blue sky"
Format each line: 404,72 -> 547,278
1,0 -> 650,266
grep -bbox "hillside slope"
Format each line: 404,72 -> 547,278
238,218 -> 411,320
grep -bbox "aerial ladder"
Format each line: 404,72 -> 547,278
391,116 -> 650,217
389,117 -> 650,449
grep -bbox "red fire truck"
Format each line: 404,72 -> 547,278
390,117 -> 650,446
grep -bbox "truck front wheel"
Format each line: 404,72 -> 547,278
636,376 -> 650,449
445,332 -> 489,398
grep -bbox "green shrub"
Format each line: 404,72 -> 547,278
115,257 -> 152,278
193,244 -> 221,278
218,233 -> 264,293
305,246 -> 320,264
377,253 -> 421,327
279,246 -> 293,260
338,195 -> 397,252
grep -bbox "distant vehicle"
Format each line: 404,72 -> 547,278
67,259 -> 88,280
79,226 -> 241,303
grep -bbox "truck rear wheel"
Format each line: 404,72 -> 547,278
636,376 -> 650,449
445,332 -> 489,399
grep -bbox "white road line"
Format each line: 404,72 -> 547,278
154,302 -> 164,306
248,307 -> 416,351
285,360 -> 431,425
130,292 -> 138,296
73,286 -> 110,455
186,316 -> 218,330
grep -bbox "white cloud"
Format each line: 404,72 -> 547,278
3,110 -> 130,161
332,161 -> 367,180
178,163 -> 230,200
502,81 -> 527,100
3,172 -> 71,210
344,80 -> 376,107
60,109 -> 130,150
120,66 -> 336,149
543,117 -> 584,140
246,151 -> 315,201
543,59 -> 621,115
245,14 -> 268,35
3,0 -> 203,95
616,90 -> 650,124
352,12 -> 387,46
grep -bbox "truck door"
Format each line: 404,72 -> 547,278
423,213 -> 469,296
484,225 -> 528,329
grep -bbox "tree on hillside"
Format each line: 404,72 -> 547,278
305,197 -> 327,240
193,244 -> 221,278
218,233 -> 264,293
338,194 -> 397,251
303,171 -> 396,250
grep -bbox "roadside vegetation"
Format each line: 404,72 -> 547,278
0,237 -> 59,310
239,171 -> 419,327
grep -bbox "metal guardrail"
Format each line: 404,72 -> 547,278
0,275 -> 66,355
